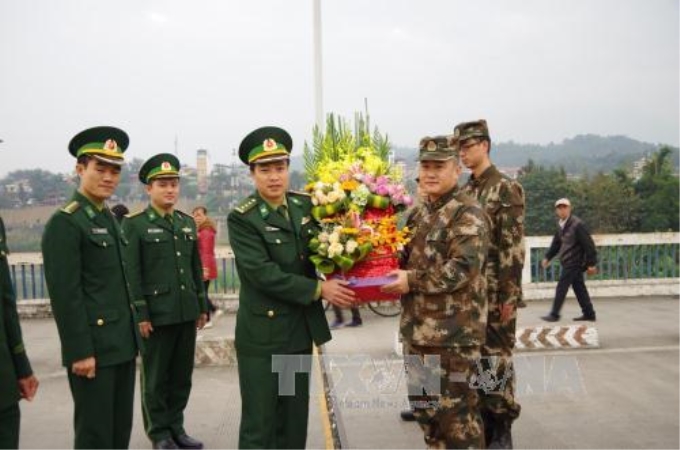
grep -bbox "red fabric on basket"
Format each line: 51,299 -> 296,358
335,248 -> 400,302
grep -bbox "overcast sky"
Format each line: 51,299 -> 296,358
1,0 -> 678,177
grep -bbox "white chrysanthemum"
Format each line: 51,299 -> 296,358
345,239 -> 358,254
328,232 -> 340,244
328,242 -> 344,258
318,232 -> 330,243
327,190 -> 339,203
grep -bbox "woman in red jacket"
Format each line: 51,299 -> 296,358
192,206 -> 219,327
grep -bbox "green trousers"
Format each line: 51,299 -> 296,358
141,321 -> 197,442
237,349 -> 312,449
0,403 -> 20,449
67,359 -> 136,449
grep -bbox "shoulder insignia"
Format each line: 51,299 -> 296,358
235,197 -> 257,214
60,201 -> 80,214
124,209 -> 145,219
175,209 -> 192,219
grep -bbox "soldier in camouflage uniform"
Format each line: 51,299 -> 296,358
383,135 -> 489,448
457,120 -> 525,449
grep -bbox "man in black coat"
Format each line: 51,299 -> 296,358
541,198 -> 598,322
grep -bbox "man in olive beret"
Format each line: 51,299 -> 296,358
228,126 -> 354,448
123,154 -> 207,450
457,119 -> 526,448
42,126 -> 138,449
383,135 -> 489,448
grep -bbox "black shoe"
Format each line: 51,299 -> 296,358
153,438 -> 179,450
173,434 -> 204,449
541,314 -> 560,322
400,409 -> 416,421
488,419 -> 513,449
346,318 -> 363,327
573,314 -> 596,322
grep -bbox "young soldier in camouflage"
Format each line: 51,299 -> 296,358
457,120 -> 525,448
383,135 -> 489,448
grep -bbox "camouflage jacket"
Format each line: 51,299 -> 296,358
400,187 -> 489,348
462,165 -> 525,309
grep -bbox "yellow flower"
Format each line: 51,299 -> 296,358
341,179 -> 360,191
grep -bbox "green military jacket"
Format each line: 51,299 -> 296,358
462,165 -> 525,309
400,187 -> 489,348
0,216 -> 33,410
123,206 -> 207,327
227,191 -> 331,356
42,191 -> 137,368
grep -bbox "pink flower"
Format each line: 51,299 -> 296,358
376,185 -> 389,196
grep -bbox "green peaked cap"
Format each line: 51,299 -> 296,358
139,153 -> 181,184
68,126 -> 129,166
238,126 -> 292,165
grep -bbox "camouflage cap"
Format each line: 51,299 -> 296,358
453,119 -> 490,142
417,135 -> 459,162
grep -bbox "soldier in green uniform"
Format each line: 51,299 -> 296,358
383,135 -> 489,449
228,126 -> 355,449
42,126 -> 139,449
0,214 -> 39,449
457,120 -> 525,448
123,153 -> 207,450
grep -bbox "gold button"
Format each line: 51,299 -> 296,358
97,319 -> 104,326
275,239 -> 281,244
267,310 -> 275,318
176,251 -> 181,256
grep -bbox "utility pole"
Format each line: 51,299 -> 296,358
313,0 -> 324,132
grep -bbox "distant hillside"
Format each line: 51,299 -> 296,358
292,134 -> 679,175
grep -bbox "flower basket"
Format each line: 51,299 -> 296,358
304,114 -> 412,304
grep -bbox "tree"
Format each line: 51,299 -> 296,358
635,147 -> 680,232
580,172 -> 640,233
517,162 -> 573,235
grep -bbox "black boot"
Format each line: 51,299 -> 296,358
488,418 -> 513,449
482,411 -> 495,448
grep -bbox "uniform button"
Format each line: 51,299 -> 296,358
176,251 -> 181,256
181,285 -> 185,290
276,239 -> 281,244
103,242 -> 107,247
174,236 -> 178,240
267,310 -> 275,318
154,290 -> 158,295
155,238 -> 160,242
97,319 -> 104,326
180,269 -> 184,274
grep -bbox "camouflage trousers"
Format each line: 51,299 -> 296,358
480,297 -> 521,421
404,342 -> 484,449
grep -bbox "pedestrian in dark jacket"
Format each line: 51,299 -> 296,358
541,198 -> 598,322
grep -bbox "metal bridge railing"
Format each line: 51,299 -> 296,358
9,232 -> 680,301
